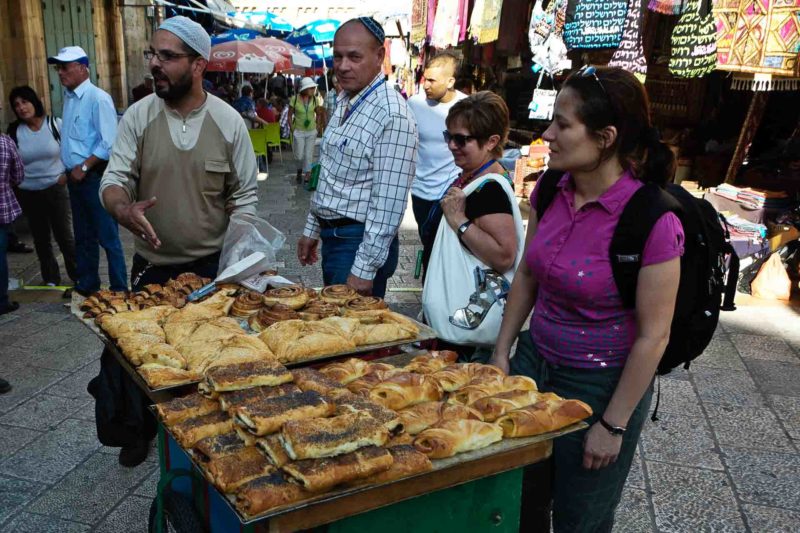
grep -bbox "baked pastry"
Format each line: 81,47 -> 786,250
413,419 -> 503,459
248,304 -> 300,332
297,300 -> 340,321
280,411 -> 390,460
340,297 -> 388,322
290,368 -> 343,395
206,446 -> 274,493
116,333 -> 164,366
347,445 -> 432,487
235,472 -> 309,516
319,284 -> 358,305
193,431 -> 246,462
235,425 -> 258,447
346,370 -> 393,396
256,433 -> 291,467
258,320 -> 355,363
262,285 -> 310,310
403,350 -> 459,374
319,358 -> 372,385
202,360 -> 292,393
171,411 -> 235,447
155,392 -> 220,425
282,445 -> 394,492
386,432 -> 415,446
138,344 -> 186,369
138,364 -> 201,388
369,373 -> 443,410
219,383 -> 302,412
431,363 -> 505,392
233,391 -> 335,436
332,392 -> 403,434
449,375 -> 538,405
100,316 -> 164,340
230,292 -> 265,318
398,401 -> 484,435
471,389 -> 542,422
496,397 -> 593,438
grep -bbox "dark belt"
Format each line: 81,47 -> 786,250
318,217 -> 361,229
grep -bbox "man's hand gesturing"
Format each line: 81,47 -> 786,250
116,196 -> 161,249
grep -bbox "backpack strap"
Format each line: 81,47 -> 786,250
534,168 -> 565,220
610,183 -> 682,309
47,115 -> 61,145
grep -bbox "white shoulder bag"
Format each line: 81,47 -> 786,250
422,173 -> 525,347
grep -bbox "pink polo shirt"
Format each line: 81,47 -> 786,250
527,171 -> 684,368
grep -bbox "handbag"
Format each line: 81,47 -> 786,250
563,0 -> 628,50
422,174 -> 526,347
668,0 -> 717,78
528,71 -> 558,121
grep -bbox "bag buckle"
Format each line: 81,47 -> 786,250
449,267 -> 511,330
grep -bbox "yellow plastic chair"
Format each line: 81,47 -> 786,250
263,122 -> 284,163
248,128 -> 268,158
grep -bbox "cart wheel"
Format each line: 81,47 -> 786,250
147,488 -> 205,533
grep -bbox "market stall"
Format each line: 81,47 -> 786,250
71,278 -> 592,531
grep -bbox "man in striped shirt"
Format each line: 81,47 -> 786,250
297,17 -> 418,298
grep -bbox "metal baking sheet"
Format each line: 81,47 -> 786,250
70,295 -> 437,396
152,405 -> 586,525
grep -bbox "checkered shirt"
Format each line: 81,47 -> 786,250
0,134 -> 24,224
303,74 -> 418,280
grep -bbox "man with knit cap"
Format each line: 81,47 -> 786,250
96,15 -> 258,467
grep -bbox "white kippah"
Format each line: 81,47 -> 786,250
158,16 -> 211,60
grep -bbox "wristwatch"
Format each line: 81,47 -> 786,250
599,417 -> 626,436
457,220 -> 473,237
80,163 -> 89,173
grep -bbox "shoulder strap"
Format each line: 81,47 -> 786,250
534,169 -> 565,220
47,115 -> 61,145
610,183 -> 682,309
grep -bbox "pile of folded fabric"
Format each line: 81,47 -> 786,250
724,214 -> 768,240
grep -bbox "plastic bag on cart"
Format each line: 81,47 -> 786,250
218,212 -> 285,276
751,252 -> 791,300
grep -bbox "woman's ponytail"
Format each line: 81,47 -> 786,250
641,127 -> 675,187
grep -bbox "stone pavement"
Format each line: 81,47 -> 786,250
1,155 -> 799,532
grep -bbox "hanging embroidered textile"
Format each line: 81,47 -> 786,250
563,0 -> 628,50
648,0 -> 688,15
426,0 -> 438,41
432,0 -> 462,48
669,0 -> 717,77
411,0 -> 429,43
715,0 -> 800,77
530,0 -> 570,73
470,0 -> 505,43
609,0 -> 649,81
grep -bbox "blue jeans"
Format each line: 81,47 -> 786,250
68,171 -> 127,292
0,223 -> 9,309
320,224 -> 399,299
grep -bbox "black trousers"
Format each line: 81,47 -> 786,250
410,195 -> 443,282
15,183 -> 77,285
90,252 -> 220,448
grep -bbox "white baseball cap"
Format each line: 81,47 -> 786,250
298,77 -> 317,93
47,46 -> 89,65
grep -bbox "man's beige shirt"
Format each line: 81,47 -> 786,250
101,92 -> 258,265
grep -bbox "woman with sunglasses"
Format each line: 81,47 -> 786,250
423,91 -> 521,359
490,67 -> 683,532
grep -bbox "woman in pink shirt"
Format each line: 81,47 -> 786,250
491,67 -> 684,532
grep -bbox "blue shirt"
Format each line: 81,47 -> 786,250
60,79 -> 118,169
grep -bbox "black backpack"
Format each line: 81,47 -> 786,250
535,170 -> 739,376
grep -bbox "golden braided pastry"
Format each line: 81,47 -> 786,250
297,300 -> 340,321
262,285 -> 310,310
319,284 -> 358,305
248,304 -> 300,332
230,292 -> 266,318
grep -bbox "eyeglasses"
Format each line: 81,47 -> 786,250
576,65 -> 609,99
443,130 -> 479,148
144,50 -> 196,63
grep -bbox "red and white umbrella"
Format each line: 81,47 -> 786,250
207,37 -> 311,72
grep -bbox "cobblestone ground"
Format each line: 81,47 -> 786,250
1,154 -> 799,532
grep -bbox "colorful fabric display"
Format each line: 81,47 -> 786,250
609,0 -> 648,81
714,0 -> 800,77
470,0 -> 505,44
411,0 -> 429,43
648,0 -> 688,14
563,0 -> 628,50
669,0 -> 718,78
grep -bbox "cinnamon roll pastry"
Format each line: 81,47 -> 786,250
342,296 -> 388,317
305,287 -> 318,299
319,284 -> 358,305
262,285 -> 310,310
248,304 -> 299,332
230,292 -> 265,318
297,300 -> 340,321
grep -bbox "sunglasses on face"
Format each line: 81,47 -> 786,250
443,130 -> 478,148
